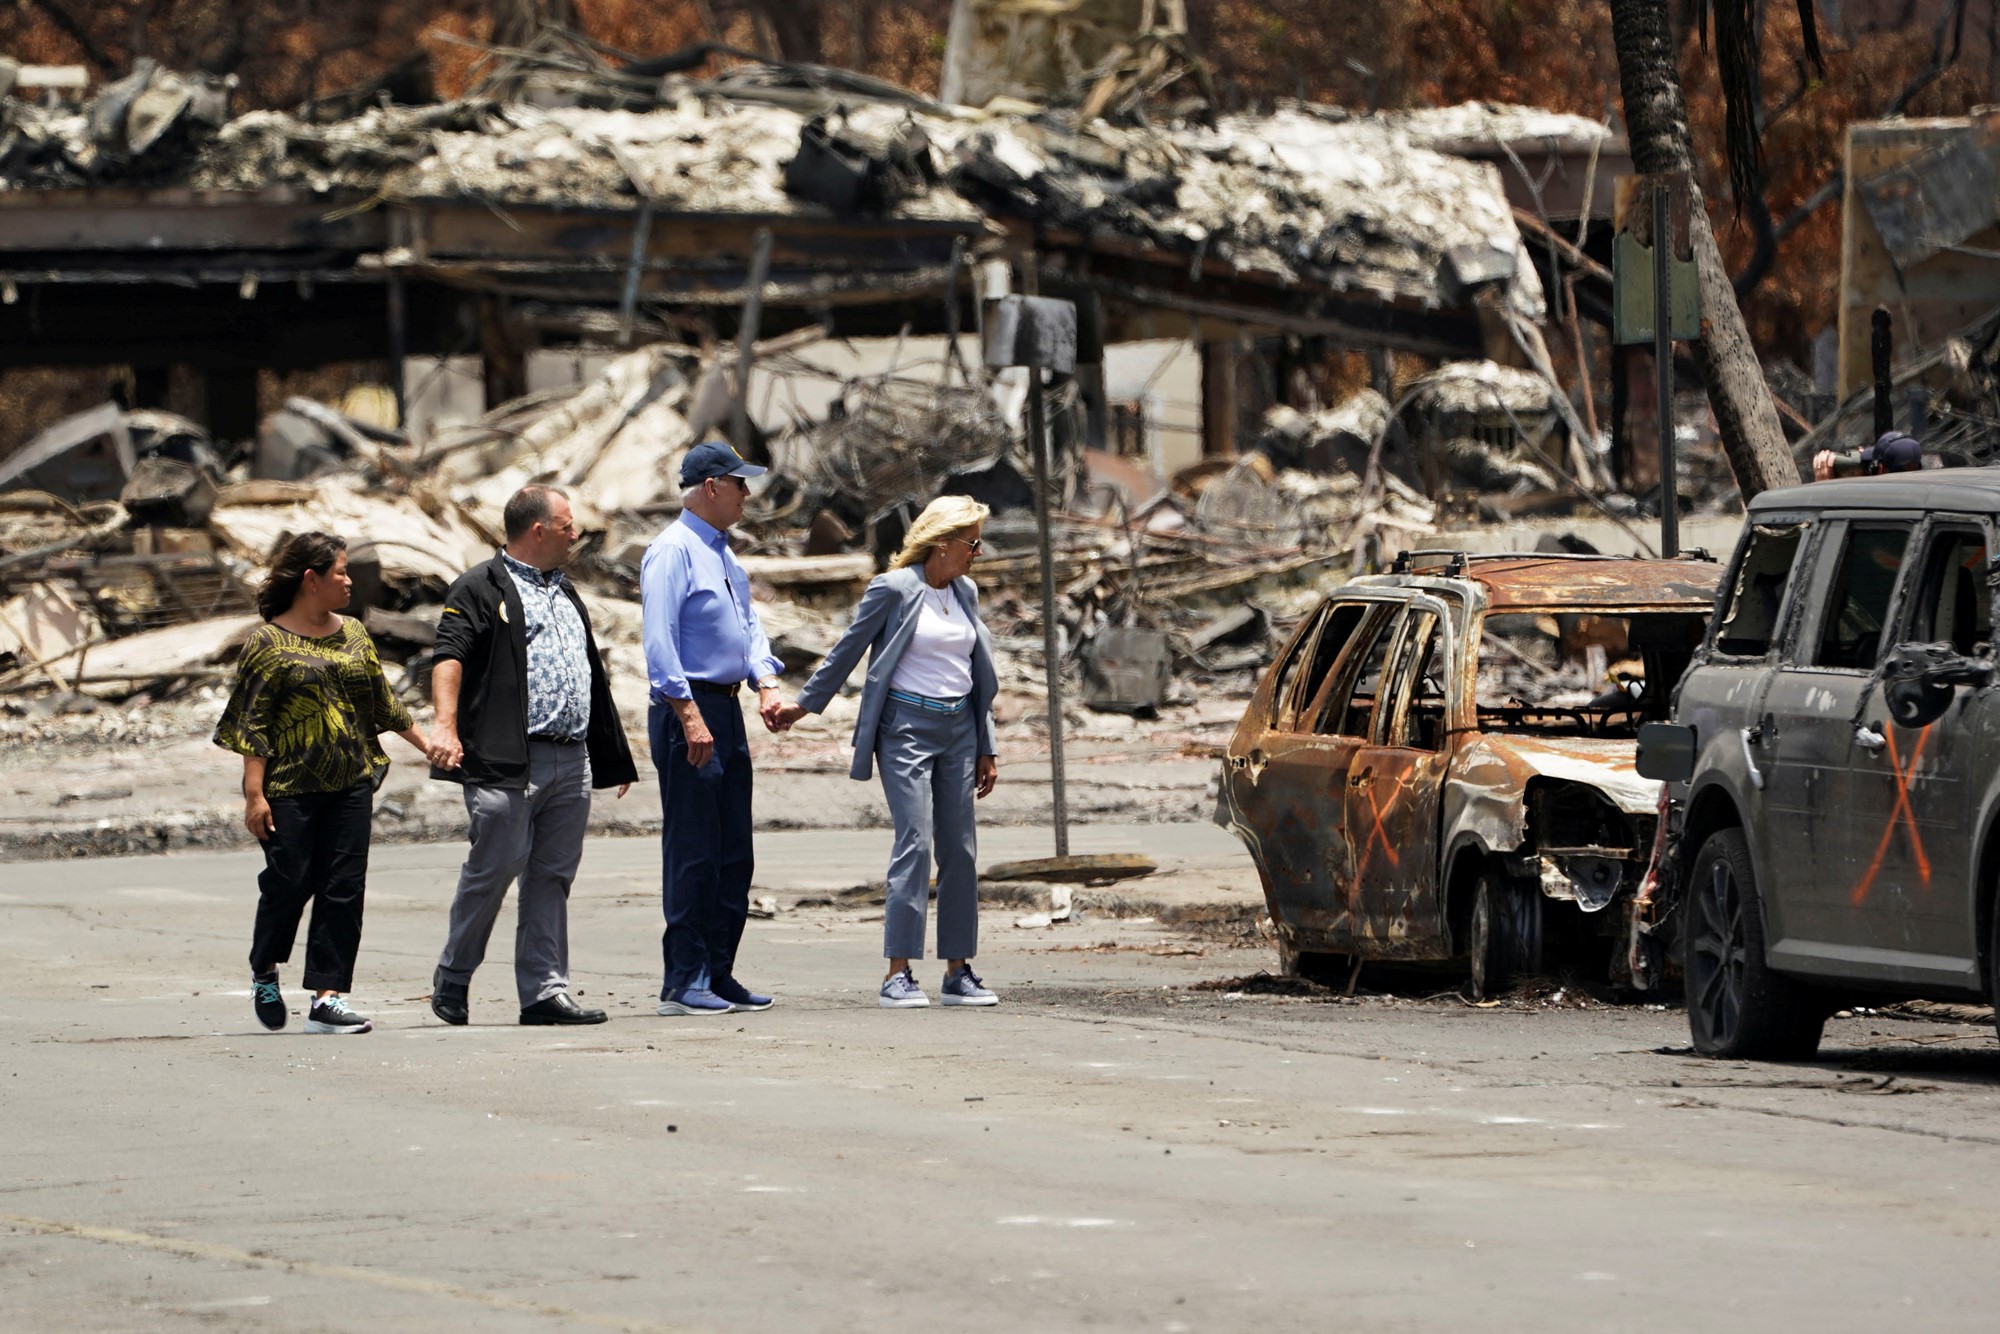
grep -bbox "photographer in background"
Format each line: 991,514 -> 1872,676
1813,430 -> 1926,481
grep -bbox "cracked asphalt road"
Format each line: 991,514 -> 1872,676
5,829 -> 2000,1332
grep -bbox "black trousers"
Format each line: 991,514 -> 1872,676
250,780 -> 373,992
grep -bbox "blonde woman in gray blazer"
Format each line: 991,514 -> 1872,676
776,496 -> 1000,1008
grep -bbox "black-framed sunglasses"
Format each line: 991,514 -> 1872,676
947,536 -> 984,555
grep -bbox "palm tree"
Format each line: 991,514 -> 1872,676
1609,0 -> 1804,497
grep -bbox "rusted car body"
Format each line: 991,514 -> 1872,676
1216,551 -> 1721,992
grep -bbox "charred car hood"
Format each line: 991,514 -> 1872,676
1453,734 -> 1660,814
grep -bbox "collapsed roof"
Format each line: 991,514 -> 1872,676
0,55 -> 1552,343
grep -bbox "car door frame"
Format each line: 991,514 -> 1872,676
1759,513 -> 1922,963
1788,510 -> 1995,990
1675,510 -> 1821,942
1220,595 -> 1400,956
1333,591 -> 1460,957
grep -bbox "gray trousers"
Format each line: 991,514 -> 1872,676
876,696 -> 979,961
438,740 -> 592,1005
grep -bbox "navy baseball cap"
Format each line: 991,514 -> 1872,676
1863,431 -> 1923,474
679,441 -> 768,487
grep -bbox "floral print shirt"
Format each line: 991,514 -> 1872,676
500,551 -> 592,742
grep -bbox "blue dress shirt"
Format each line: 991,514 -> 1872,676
640,511 -> 784,702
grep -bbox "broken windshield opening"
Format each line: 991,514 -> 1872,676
1475,610 -> 1708,738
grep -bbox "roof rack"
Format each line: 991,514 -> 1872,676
1389,549 -> 1655,574
1389,549 -> 1468,574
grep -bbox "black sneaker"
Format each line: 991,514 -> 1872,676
252,971 -> 286,1031
304,995 -> 373,1035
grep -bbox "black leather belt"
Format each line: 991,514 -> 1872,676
529,734 -> 584,745
688,679 -> 743,696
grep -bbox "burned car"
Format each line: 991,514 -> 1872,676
1638,472 -> 2000,1059
1217,551 -> 1721,995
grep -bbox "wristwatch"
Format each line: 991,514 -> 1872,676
757,676 -> 781,691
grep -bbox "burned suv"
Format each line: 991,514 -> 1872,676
1639,472 -> 2000,1059
1217,551 -> 1721,995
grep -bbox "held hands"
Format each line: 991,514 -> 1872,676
765,700 -> 809,733
427,722 -> 464,771
1812,449 -> 1837,482
975,754 -> 998,799
757,686 -> 790,734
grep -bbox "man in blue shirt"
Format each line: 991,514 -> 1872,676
641,442 -> 787,1015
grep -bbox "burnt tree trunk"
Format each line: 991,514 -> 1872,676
1609,0 -> 1798,498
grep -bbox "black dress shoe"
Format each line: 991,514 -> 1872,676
520,991 -> 607,1026
431,969 -> 468,1027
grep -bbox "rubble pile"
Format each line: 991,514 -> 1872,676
0,320 -> 1475,724
0,47 -> 1730,725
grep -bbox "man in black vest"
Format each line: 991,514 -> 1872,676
427,485 -> 637,1025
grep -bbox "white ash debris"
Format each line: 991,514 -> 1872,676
1413,361 -> 1560,416
937,105 -> 1544,316
1381,102 -> 1613,153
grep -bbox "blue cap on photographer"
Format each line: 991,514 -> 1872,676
1862,431 -> 1923,475
680,441 -> 768,487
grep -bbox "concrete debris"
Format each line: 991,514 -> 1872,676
1080,627 -> 1173,717
67,612 -> 259,692
207,484 -> 489,589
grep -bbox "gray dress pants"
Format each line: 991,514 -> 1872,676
876,696 -> 979,961
437,739 -> 591,1005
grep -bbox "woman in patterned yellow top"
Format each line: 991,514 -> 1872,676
214,532 -> 432,1035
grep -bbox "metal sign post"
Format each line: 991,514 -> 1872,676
1024,369 -> 1067,856
1612,174 -> 1700,559
984,289 -> 1080,857
1650,184 -> 1678,561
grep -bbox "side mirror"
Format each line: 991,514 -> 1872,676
1635,722 -> 1697,783
1881,642 -> 1994,730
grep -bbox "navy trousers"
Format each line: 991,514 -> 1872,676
651,695 -> 754,998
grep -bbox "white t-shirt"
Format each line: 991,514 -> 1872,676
889,582 -> 976,698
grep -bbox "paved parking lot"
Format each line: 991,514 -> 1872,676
6,830 -> 2000,1331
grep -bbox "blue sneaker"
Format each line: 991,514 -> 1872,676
879,968 -> 929,1009
657,987 -> 734,1016
941,966 -> 999,1007
711,977 -> 773,1011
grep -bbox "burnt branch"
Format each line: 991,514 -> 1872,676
1887,0 -> 1966,116
27,0 -> 117,75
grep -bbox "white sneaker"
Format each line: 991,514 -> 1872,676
879,968 -> 930,1008
941,966 -> 999,1006
303,995 -> 373,1034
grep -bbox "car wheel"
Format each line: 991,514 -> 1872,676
1469,868 -> 1538,1000
1683,827 -> 1824,1060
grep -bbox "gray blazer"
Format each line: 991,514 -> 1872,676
797,566 -> 999,781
